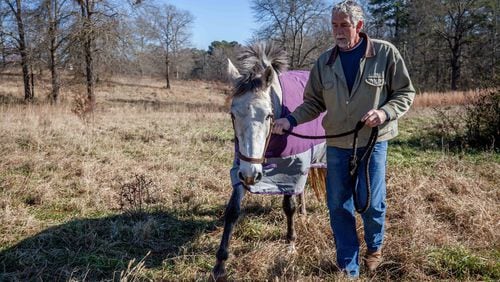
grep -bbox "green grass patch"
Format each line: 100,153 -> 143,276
428,246 -> 500,280
31,202 -> 82,221
12,161 -> 34,176
390,113 -> 500,170
235,217 -> 282,241
75,254 -> 126,271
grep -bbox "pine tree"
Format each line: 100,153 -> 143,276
367,0 -> 409,44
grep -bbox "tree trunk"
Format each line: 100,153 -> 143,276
30,64 -> 34,98
81,0 -> 95,108
84,36 -> 95,106
13,0 -> 32,100
21,58 -> 31,100
492,4 -> 497,81
0,32 -> 5,68
0,2 -> 4,68
50,49 -> 60,103
48,0 -> 60,104
450,41 -> 461,90
450,54 -> 460,90
165,54 -> 170,89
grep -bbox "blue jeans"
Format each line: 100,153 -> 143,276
326,141 -> 388,277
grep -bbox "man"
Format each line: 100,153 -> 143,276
272,0 -> 415,278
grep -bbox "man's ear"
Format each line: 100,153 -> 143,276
356,20 -> 363,33
227,59 -> 242,84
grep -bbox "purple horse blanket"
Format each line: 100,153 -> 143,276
267,71 -> 326,158
230,70 -> 327,195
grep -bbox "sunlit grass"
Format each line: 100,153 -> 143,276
0,75 -> 498,280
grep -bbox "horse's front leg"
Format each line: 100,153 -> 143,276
283,194 -> 297,253
212,185 -> 245,281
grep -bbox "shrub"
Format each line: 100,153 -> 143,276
118,174 -> 157,214
463,89 -> 499,150
71,91 -> 94,122
432,89 -> 499,151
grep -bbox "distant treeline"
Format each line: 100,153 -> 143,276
0,0 -> 497,104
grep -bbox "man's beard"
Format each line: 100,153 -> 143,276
335,38 -> 350,49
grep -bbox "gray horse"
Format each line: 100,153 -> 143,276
212,42 -> 326,281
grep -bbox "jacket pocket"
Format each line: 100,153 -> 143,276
365,75 -> 385,87
323,81 -> 335,90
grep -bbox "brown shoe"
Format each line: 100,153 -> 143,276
364,249 -> 383,271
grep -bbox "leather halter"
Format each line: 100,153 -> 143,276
231,113 -> 274,164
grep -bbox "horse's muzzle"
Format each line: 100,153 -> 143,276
239,171 -> 263,186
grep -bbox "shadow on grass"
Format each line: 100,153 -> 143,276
243,202 -> 274,216
100,79 -> 167,90
0,93 -> 27,105
0,210 -> 218,281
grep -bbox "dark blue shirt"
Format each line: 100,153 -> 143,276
339,38 -> 366,94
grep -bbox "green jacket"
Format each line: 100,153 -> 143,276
290,33 -> 415,148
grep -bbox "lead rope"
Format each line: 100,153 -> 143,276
284,121 -> 378,214
349,124 -> 378,213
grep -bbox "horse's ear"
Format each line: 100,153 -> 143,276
227,59 -> 241,83
262,66 -> 274,88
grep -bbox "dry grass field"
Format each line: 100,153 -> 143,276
0,74 -> 498,281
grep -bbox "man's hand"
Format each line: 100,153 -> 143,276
361,109 -> 387,128
272,118 -> 291,135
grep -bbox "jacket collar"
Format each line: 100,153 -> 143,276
326,32 -> 375,66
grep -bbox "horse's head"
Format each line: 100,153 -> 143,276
226,42 -> 288,186
228,59 -> 276,186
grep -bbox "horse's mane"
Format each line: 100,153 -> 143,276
232,42 -> 288,97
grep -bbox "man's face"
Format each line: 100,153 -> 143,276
331,11 -> 362,50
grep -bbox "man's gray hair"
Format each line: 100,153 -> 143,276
332,0 -> 364,26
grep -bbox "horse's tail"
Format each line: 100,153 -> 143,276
307,167 -> 327,201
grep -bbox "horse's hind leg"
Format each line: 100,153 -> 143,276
283,194 -> 297,253
212,185 -> 245,281
297,191 -> 307,215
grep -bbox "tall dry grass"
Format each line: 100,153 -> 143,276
412,89 -> 492,108
0,74 -> 498,281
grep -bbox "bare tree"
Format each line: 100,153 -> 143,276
3,0 -> 32,100
138,3 -> 193,89
72,0 -> 119,108
75,0 -> 96,107
43,0 -> 72,103
47,0 -> 60,103
0,1 -> 7,67
251,0 -> 331,69
434,0 -> 485,90
375,0 -> 497,91
172,47 -> 195,80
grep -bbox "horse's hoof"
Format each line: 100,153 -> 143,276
211,263 -> 227,282
287,243 -> 297,255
